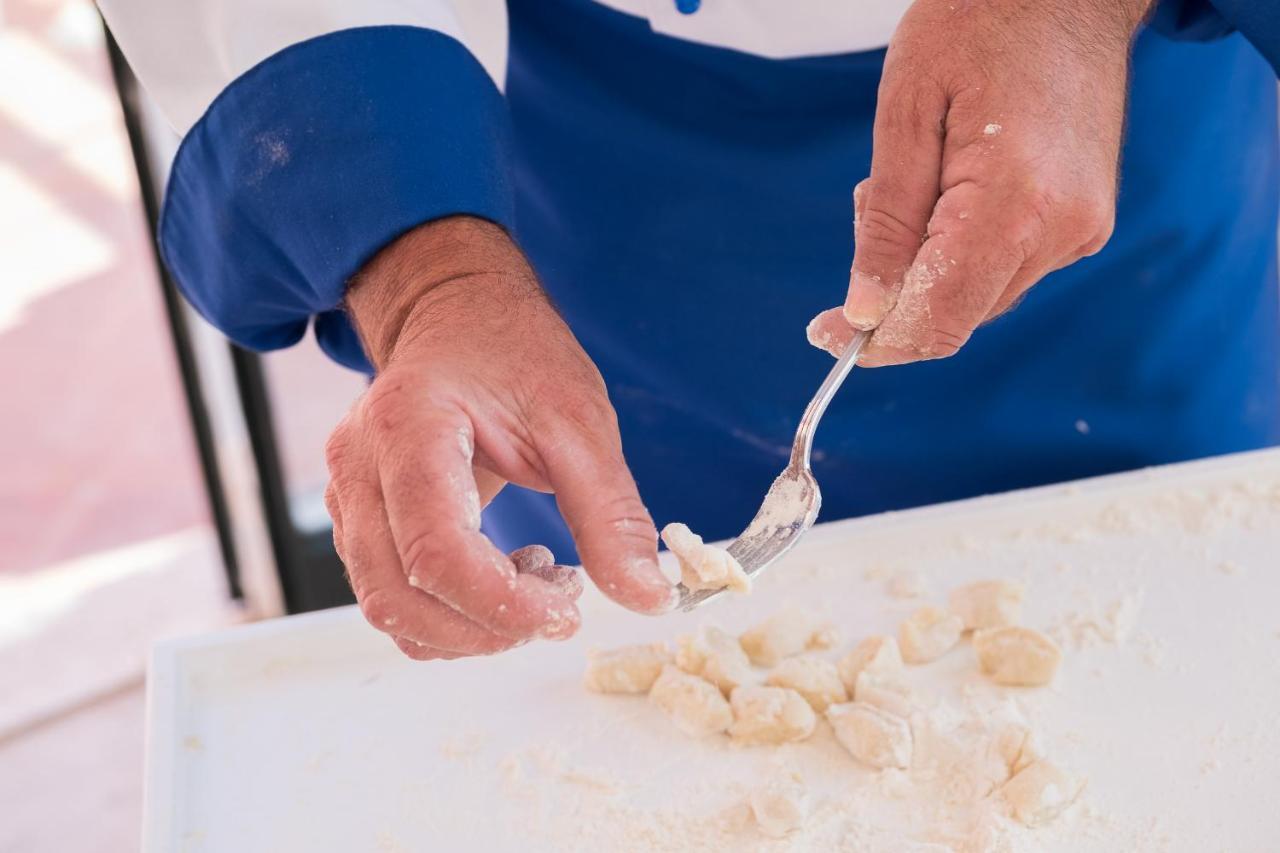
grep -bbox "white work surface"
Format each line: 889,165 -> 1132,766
145,450 -> 1280,852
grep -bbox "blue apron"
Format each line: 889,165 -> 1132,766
483,0 -> 1280,559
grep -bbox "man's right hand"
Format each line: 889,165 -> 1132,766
325,216 -> 675,660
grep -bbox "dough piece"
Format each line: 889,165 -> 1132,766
1000,760 -> 1086,826
837,635 -> 904,693
973,722 -> 1045,795
740,607 -> 836,667
827,702 -> 913,770
973,627 -> 1062,686
675,625 -> 754,696
649,665 -> 733,736
583,643 -> 672,694
661,523 -> 750,593
948,580 -> 1026,631
749,767 -> 808,838
853,670 -> 915,719
898,606 -> 964,664
728,685 -> 817,745
765,656 -> 847,712
991,722 -> 1044,778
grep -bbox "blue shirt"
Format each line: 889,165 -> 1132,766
157,0 -> 1280,561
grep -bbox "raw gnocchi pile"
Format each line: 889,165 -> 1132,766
583,578 -> 1076,839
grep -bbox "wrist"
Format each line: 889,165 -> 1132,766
346,216 -> 527,369
1081,0 -> 1156,38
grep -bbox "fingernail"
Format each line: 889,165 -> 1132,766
844,271 -> 891,330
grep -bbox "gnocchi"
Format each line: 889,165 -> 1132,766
675,624 -> 753,696
1000,760 -> 1086,826
765,655 -> 847,712
837,635 -> 903,693
973,627 -> 1062,686
583,643 -> 672,694
648,665 -> 733,736
827,702 -> 913,770
898,606 -> 964,664
852,670 -> 915,719
728,685 -> 817,745
948,580 -> 1026,631
661,523 -> 750,593
740,607 -> 837,668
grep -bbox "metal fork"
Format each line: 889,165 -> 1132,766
675,329 -> 873,612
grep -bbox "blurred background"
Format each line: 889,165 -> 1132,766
0,1 -> 364,849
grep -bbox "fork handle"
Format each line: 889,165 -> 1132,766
790,329 -> 873,469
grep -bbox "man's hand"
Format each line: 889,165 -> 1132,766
810,0 -> 1154,365
325,217 -> 675,661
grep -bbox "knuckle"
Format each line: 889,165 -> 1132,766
858,206 -> 927,258
546,387 -> 619,443
401,530 -> 446,587
323,482 -> 340,519
575,492 -> 654,540
1074,200 -> 1116,257
323,423 -> 353,473
1079,223 -> 1114,258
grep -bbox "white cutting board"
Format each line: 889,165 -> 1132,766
144,449 -> 1280,852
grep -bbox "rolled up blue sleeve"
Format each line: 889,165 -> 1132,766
158,26 -> 515,373
1152,0 -> 1280,73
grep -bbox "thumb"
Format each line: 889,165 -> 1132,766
845,78 -> 947,330
539,412 -> 675,615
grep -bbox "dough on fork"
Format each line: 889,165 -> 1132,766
661,523 -> 751,593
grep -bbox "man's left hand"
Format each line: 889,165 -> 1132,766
810,0 -> 1155,365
